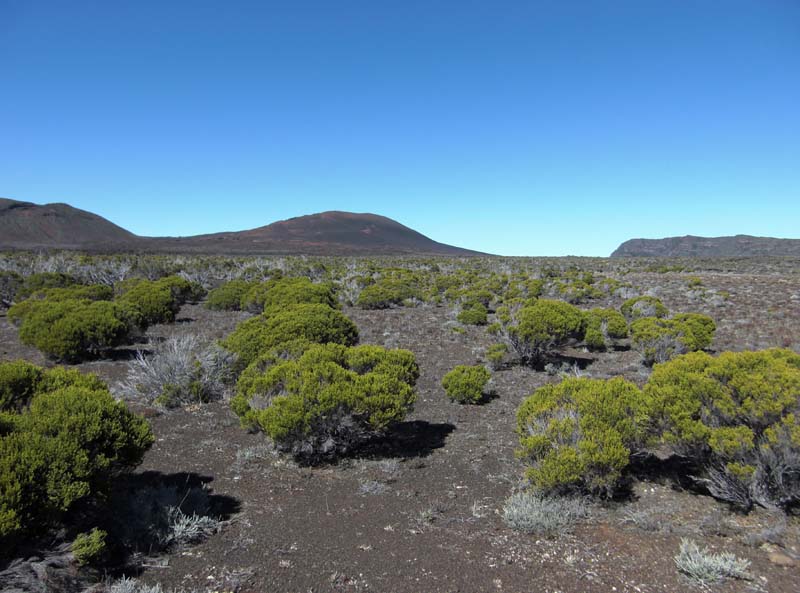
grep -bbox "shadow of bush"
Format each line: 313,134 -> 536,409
354,420 -> 455,461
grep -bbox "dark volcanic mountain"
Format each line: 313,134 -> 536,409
0,198 -> 483,256
150,211 -> 483,256
0,198 -> 140,250
611,235 -> 800,258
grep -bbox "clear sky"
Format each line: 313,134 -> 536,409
1,1 -> 798,256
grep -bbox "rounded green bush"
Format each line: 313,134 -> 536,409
37,366 -> 109,395
621,296 -> 669,321
221,303 -> 359,369
356,277 -> 422,309
671,313 -> 716,351
8,284 -> 116,327
156,275 -> 206,304
508,299 -> 586,364
0,362 -> 106,412
260,277 -> 337,311
240,277 -> 336,313
516,377 -> 646,496
231,343 -> 418,461
0,372 -> 153,543
630,313 -> 715,366
17,300 -> 135,362
205,279 -> 256,311
442,365 -> 491,404
457,303 -> 488,326
117,279 -> 180,327
643,349 -> 800,509
583,308 -> 629,351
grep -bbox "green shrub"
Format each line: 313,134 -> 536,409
17,300 -> 136,362
239,282 -> 273,313
343,344 -> 420,384
457,303 -> 488,325
117,280 -> 180,327
113,277 -> 146,296
485,343 -> 509,370
584,308 -> 628,351
17,272 -> 78,300
686,276 -> 704,288
671,313 -> 716,351
630,317 -> 684,365
221,303 -> 359,369
205,279 -> 256,311
461,289 -> 493,309
1,372 -> 153,543
507,300 -> 586,364
621,296 -> 669,321
643,349 -> 800,509
516,377 -> 646,496
0,362 -> 107,412
156,275 -> 206,304
240,277 -> 336,313
525,279 -> 545,299
71,528 -> 107,566
259,277 -> 336,310
8,284 -> 117,327
0,360 -> 43,412
630,314 -> 715,366
231,343 -> 417,461
554,280 -> 603,304
36,366 -> 109,395
356,277 -> 422,309
442,365 -> 491,404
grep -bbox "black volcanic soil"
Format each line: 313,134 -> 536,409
1,263 -> 799,593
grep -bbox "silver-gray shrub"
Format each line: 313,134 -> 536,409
674,539 -> 750,585
501,490 -> 587,535
108,578 -> 203,593
118,335 -> 236,407
109,578 -> 167,593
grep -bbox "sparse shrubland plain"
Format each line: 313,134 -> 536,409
0,251 -> 798,593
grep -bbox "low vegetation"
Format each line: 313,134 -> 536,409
644,348 -> 800,510
221,303 -> 359,369
630,313 -> 716,365
501,490 -> 588,535
1,251 -> 798,592
506,299 -> 586,365
231,343 -> 418,461
441,364 -> 491,404
118,335 -> 237,407
674,539 -> 751,585
0,362 -> 153,546
516,377 -> 646,496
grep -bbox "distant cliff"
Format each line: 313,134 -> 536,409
611,235 -> 800,258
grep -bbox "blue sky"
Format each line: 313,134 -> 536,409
1,1 -> 798,256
